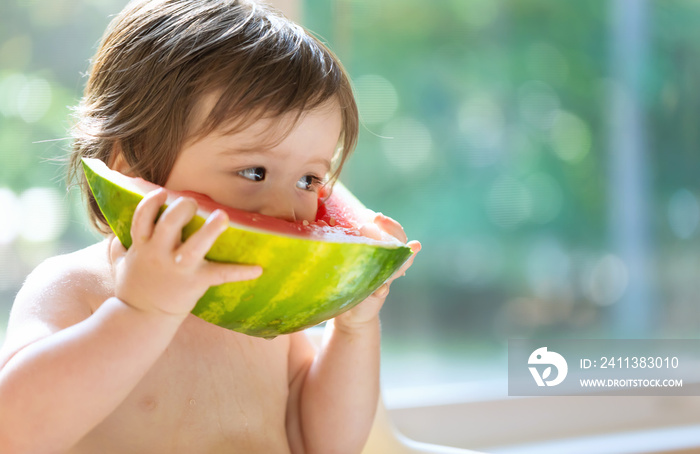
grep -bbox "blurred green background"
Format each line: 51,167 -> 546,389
2,0 -> 700,393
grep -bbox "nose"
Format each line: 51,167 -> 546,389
258,189 -> 297,222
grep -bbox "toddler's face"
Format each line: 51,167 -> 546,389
165,99 -> 342,223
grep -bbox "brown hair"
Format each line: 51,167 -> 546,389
68,0 -> 358,233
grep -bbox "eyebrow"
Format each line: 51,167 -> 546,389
309,157 -> 332,172
218,144 -> 271,155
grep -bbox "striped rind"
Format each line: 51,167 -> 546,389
82,159 -> 413,338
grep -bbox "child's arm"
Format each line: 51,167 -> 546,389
286,214 -> 420,454
0,190 -> 262,453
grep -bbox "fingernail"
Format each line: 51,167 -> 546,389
215,209 -> 227,222
220,219 -> 231,234
376,284 -> 389,298
149,188 -> 164,198
208,210 -> 228,228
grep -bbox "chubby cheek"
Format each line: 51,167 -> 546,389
220,184 -> 261,210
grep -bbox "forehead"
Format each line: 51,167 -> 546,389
185,91 -> 342,148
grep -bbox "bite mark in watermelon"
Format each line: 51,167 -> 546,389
81,158 -> 413,338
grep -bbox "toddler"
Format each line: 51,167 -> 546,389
0,0 -> 419,453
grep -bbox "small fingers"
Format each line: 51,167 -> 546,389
374,213 -> 408,243
389,241 -> 421,281
131,189 -> 167,245
359,222 -> 383,241
373,283 -> 390,299
152,196 -> 198,249
407,240 -> 422,254
202,262 -> 263,287
388,257 -> 413,283
176,209 -> 229,265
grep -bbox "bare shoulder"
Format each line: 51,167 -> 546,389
0,239 -> 113,363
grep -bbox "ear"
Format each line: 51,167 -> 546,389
108,142 -> 133,176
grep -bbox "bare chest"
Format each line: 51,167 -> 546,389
73,315 -> 292,453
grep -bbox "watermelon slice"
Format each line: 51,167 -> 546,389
81,158 -> 413,338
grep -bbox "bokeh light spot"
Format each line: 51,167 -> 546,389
550,111 -> 591,163
19,187 -> 68,243
0,73 -> 27,117
354,74 -> 398,125
381,118 -> 433,174
585,254 -> 629,306
18,77 -> 52,123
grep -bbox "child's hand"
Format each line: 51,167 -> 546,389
110,189 -> 263,320
334,213 -> 421,331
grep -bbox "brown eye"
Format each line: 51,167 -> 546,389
239,167 -> 266,182
297,175 -> 322,191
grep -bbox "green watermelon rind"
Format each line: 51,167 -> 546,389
82,159 -> 413,338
